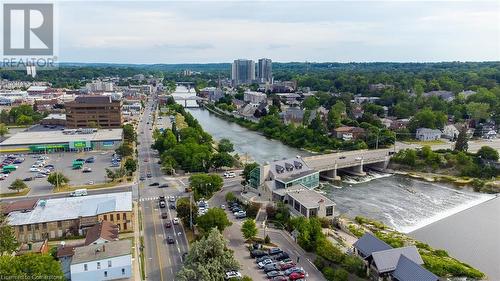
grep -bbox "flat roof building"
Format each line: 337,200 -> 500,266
5,192 -> 133,242
272,185 -> 335,220
65,95 -> 122,128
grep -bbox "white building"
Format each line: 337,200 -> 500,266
442,124 -> 460,140
416,128 -> 442,141
243,91 -> 267,104
70,240 -> 132,281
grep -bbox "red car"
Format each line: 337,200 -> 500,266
279,262 -> 296,271
289,272 -> 305,280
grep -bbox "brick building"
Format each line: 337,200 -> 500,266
65,96 -> 122,128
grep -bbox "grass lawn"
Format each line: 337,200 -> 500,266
0,187 -> 31,198
404,139 -> 446,146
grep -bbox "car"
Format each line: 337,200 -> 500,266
158,183 -> 168,188
85,157 -> 95,163
258,258 -> 273,268
159,201 -> 166,208
82,167 -> 92,173
35,173 -> 47,178
146,173 -> 152,178
159,196 -> 166,201
165,221 -> 172,228
173,218 -> 180,225
224,271 -> 242,280
339,156 -> 346,159
167,236 -> 175,244
288,272 -> 306,280
279,262 -> 296,271
268,248 -> 283,255
284,267 -> 304,276
274,252 -> 290,261
144,159 -> 149,162
168,196 -> 175,202
139,176 -> 145,181
355,156 -> 362,161
250,249 -> 267,258
75,158 -> 85,162
255,255 -> 272,263
263,264 -> 280,273
23,177 -> 33,181
44,164 -> 55,169
266,271 -> 284,279
223,171 -> 236,178
271,276 -> 287,281
169,204 -> 176,210
181,252 -> 188,262
149,182 -> 159,186
234,211 -> 246,219
220,204 -> 225,210
161,213 -> 169,219
87,181 -> 95,185
29,167 -> 40,172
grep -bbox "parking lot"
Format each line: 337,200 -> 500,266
1,150 -> 117,196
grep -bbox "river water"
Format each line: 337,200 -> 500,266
175,87 -> 497,279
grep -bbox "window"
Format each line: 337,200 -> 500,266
18,226 -> 24,233
122,268 -> 125,275
103,215 -> 107,221
84,264 -> 88,271
42,223 -> 47,229
35,224 -> 39,230
110,214 -> 114,221
123,213 -> 127,220
104,271 -> 107,277
97,262 -> 101,269
116,213 -> 120,220
108,260 -> 112,267
27,225 -> 31,231
326,206 -> 334,216
57,221 -> 62,227
123,223 -> 127,230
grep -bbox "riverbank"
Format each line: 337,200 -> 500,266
410,195 -> 500,280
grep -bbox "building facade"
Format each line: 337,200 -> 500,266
243,91 -> 267,104
232,59 -> 255,86
65,96 -> 122,128
257,58 -> 272,83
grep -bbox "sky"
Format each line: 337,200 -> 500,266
54,1 -> 500,64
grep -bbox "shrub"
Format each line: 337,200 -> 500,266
333,268 -> 349,281
264,235 -> 271,244
225,191 -> 236,202
265,205 -> 277,219
244,202 -> 260,219
322,266 -> 335,281
341,255 -> 366,277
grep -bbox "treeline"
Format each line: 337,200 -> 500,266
0,104 -> 46,125
152,100 -> 234,172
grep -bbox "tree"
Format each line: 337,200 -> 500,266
333,268 -> 349,281
189,174 -> 223,200
241,219 -> 258,240
122,124 -> 136,142
0,214 -> 18,255
47,172 -> 69,188
196,208 -> 231,234
225,192 -> 236,203
302,96 -> 319,110
115,143 -> 133,157
16,114 -> 33,125
177,228 -> 239,281
477,146 -> 499,161
408,108 -> 447,132
454,127 -> 468,152
176,197 -> 198,227
0,254 -> 64,278
218,138 -> 234,153
124,158 -> 137,174
327,101 -> 345,129
0,123 -> 8,137
211,152 -> 234,169
242,162 -> 259,184
9,179 -> 28,193
466,102 -> 490,121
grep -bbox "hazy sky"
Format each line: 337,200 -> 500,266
55,1 -> 500,64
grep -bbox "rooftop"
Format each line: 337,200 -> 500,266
282,185 -> 335,209
84,221 -> 119,246
392,255 -> 439,281
268,157 -> 314,182
0,128 -> 122,146
1,199 -> 39,215
7,192 -> 132,226
372,246 -> 423,273
43,113 -> 66,121
353,232 -> 392,258
71,240 -> 131,265
72,95 -> 113,104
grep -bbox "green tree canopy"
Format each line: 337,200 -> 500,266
0,214 -> 18,255
0,254 -> 64,279
241,219 -> 258,240
9,179 -> 28,193
196,208 -> 231,234
47,172 -> 69,188
176,197 -> 198,228
0,123 -> 8,137
189,174 -> 223,200
124,158 -> 137,173
115,143 -> 134,157
218,138 -> 234,153
454,127 -> 468,152
302,96 -> 320,110
211,152 -> 234,169
477,146 -> 499,161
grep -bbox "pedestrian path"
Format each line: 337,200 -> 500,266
138,197 -> 158,202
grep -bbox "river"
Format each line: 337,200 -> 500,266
175,87 -> 497,279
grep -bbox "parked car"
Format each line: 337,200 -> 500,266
274,252 -> 290,261
279,262 -> 296,271
263,264 -> 280,273
224,271 -> 242,280
271,276 -> 287,281
223,171 -> 236,178
159,201 -> 166,208
23,177 -> 33,181
258,258 -> 274,268
149,182 -> 159,186
268,248 -> 283,255
169,204 -> 176,210
82,167 -> 92,173
167,236 -> 175,244
139,176 -> 145,181
70,189 -> 88,197
288,272 -> 306,280
168,196 -> 175,202
255,255 -> 272,264
158,183 -> 168,188
250,249 -> 267,258
284,267 -> 304,276
29,167 -> 40,172
173,218 -> 180,225
146,173 -> 152,178
266,271 -> 284,279
234,211 -> 246,219
85,157 -> 95,163
220,204 -> 225,210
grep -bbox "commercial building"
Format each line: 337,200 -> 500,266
415,128 -> 442,141
5,192 -> 133,242
65,96 -> 122,128
272,185 -> 335,220
0,128 -> 123,153
232,59 -> 255,86
243,91 -> 267,104
332,126 -> 366,141
70,240 -> 132,281
257,58 -> 272,83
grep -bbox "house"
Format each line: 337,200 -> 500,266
353,233 -> 438,281
484,129 -> 497,139
280,107 -> 305,124
244,91 -> 267,104
84,221 -> 119,245
423,90 -> 454,102
380,118 -> 394,129
415,128 -> 442,141
16,239 -> 49,255
317,106 -> 329,121
70,240 -> 132,281
389,119 -> 409,130
352,96 -> 380,104
232,99 -> 245,110
332,126 -> 365,141
442,124 -> 460,140
352,106 -> 364,119
272,185 -> 335,220
458,90 -> 476,99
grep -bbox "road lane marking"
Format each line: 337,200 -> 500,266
150,201 -> 165,281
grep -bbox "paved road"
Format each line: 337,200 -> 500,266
137,96 -> 189,281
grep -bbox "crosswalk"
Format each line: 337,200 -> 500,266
138,196 -> 179,202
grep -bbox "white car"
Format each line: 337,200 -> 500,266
220,204 -> 225,210
173,218 -> 180,225
258,259 -> 273,268
29,167 -> 40,172
355,157 -> 362,161
224,271 -> 242,280
224,172 -> 236,178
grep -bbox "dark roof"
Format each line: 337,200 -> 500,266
1,199 -> 38,215
353,232 -> 392,258
56,242 -> 84,258
84,221 -> 119,245
392,255 -> 438,281
372,246 -> 423,273
74,95 -> 112,104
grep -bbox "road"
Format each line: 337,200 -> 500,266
137,95 -> 189,281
